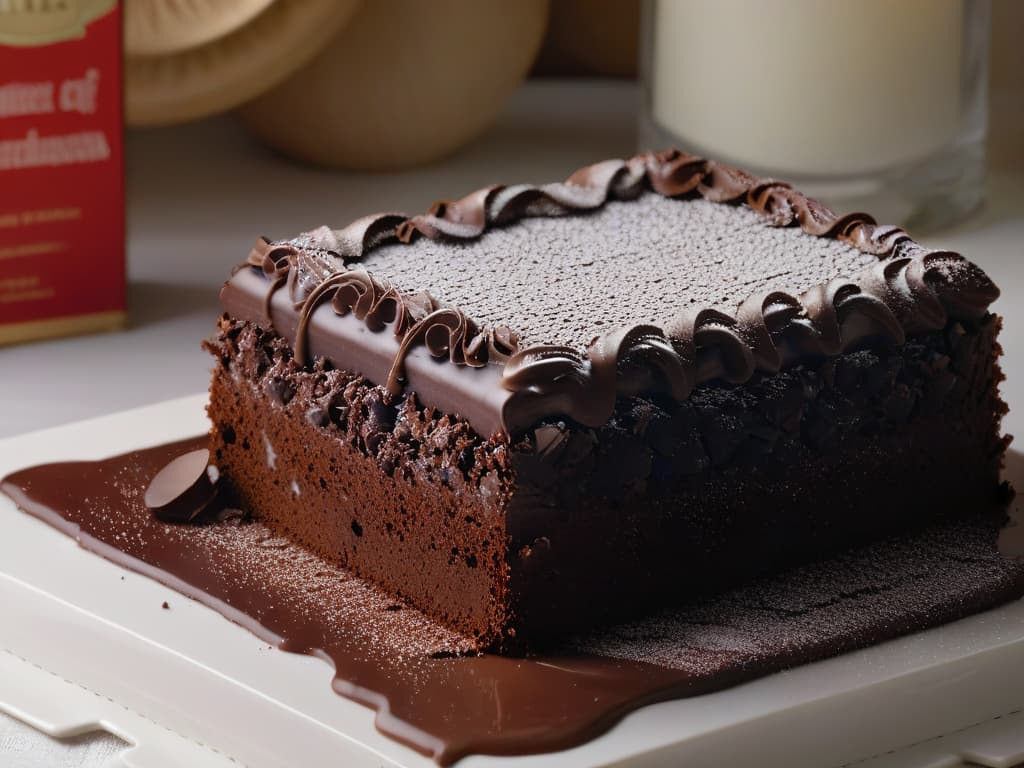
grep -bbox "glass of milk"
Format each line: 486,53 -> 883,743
640,0 -> 991,230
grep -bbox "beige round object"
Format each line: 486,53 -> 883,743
125,0 -> 361,126
124,0 -> 275,57
237,0 -> 550,171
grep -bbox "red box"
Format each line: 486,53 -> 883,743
0,0 -> 124,345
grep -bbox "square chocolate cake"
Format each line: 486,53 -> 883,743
206,149 -> 1007,651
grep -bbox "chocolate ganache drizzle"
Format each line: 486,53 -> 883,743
222,149 -> 999,438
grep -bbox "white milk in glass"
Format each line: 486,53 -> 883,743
642,0 -> 989,228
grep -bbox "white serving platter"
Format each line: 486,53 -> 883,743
2,394 -> 1024,768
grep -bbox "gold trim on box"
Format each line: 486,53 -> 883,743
0,309 -> 125,347
0,0 -> 116,47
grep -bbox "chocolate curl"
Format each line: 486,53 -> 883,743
502,346 -> 596,429
502,326 -> 693,431
293,271 -> 353,366
387,307 -> 493,395
247,239 -> 297,326
331,213 -> 408,261
330,270 -> 408,332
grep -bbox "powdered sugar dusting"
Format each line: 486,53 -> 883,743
570,519 -> 1020,673
181,518 -> 477,659
360,194 -> 879,348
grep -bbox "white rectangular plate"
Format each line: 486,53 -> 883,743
2,395 -> 1024,768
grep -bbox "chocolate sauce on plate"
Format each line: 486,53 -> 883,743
4,439 -> 1023,764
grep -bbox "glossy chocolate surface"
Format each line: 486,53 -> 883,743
144,447 -> 222,523
4,439 -> 1024,764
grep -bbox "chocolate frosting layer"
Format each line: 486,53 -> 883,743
220,149 -> 999,437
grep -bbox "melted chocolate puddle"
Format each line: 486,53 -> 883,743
4,438 -> 1024,765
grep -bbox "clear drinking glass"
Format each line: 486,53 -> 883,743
639,0 -> 991,231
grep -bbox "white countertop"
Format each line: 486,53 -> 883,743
1,79 -> 1023,767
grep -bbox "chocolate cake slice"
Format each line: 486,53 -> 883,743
206,149 -> 1007,651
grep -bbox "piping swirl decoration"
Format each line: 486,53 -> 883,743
248,238 -> 520,396
243,148 -> 999,436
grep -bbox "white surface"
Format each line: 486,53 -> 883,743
0,711 -> 126,768
3,397 -> 1024,768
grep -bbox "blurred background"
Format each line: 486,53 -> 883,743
118,0 -> 1023,178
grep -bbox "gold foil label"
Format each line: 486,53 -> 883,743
0,0 -> 115,46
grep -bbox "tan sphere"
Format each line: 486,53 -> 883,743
237,0 -> 550,171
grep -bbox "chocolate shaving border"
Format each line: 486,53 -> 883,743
245,148 -> 999,435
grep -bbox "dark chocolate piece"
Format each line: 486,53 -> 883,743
2,440 -> 1023,764
144,448 -> 222,523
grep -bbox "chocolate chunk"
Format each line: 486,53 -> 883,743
144,448 -> 222,524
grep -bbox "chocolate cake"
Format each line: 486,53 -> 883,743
206,149 -> 1007,651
